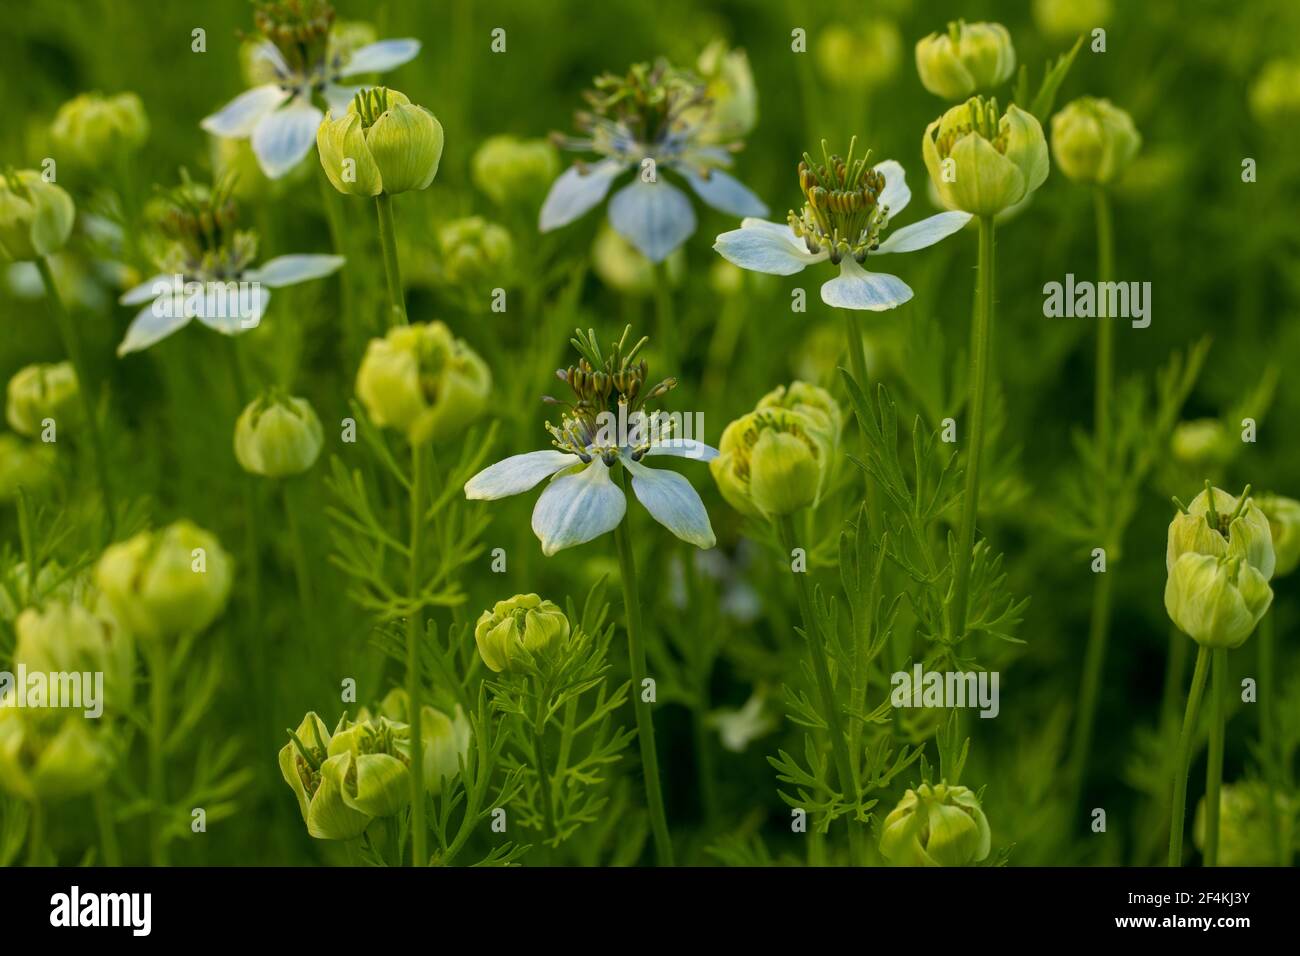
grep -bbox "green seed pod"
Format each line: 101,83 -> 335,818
915,21 -> 1015,101
471,135 -> 561,207
473,593 -> 571,673
1254,493 -> 1300,579
1165,553 -> 1272,649
879,781 -> 992,866
234,390 -> 324,478
5,361 -> 79,438
711,406 -> 832,518
1051,97 -> 1142,186
923,98 -> 1048,217
49,92 -> 149,166
1166,486 -> 1275,582
0,170 -> 76,263
95,520 -> 233,642
317,87 -> 443,197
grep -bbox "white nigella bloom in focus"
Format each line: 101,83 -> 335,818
200,0 -> 419,178
465,328 -> 717,556
713,141 -> 971,309
539,58 -> 768,263
117,180 -> 343,356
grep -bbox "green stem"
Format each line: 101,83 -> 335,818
282,479 -> 314,614
1258,612 -> 1283,865
1093,187 -> 1115,470
36,256 -> 115,541
407,442 -> 427,866
775,512 -> 865,866
533,711 -> 557,844
318,168 -> 362,345
651,261 -> 677,372
613,467 -> 674,866
26,800 -> 43,866
148,640 -> 171,866
1067,566 -> 1113,812
1204,647 -> 1228,866
949,217 -> 996,642
94,791 -> 121,867
1169,644 -> 1211,866
375,193 -> 407,327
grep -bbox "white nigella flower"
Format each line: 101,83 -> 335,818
465,329 -> 717,556
713,141 -> 971,310
116,181 -> 343,356
200,1 -> 419,179
539,58 -> 768,263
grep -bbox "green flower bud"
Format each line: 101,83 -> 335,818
1255,494 -> 1300,579
1166,553 -> 1272,649
6,361 -> 79,438
233,390 -> 324,478
880,781 -> 992,866
473,593 -> 571,673
1032,0 -> 1112,39
1249,58 -> 1300,125
923,97 -> 1049,217
1170,418 -> 1232,469
95,520 -> 233,642
1050,97 -> 1141,186
15,599 -> 134,706
915,20 -> 1015,101
711,407 -> 832,518
317,87 -> 443,196
49,92 -> 149,166
1166,485 -> 1275,581
0,433 -> 56,502
378,689 -> 472,795
1194,781 -> 1294,867
355,321 -> 492,444
324,712 -> 412,818
0,170 -> 76,263
815,20 -> 903,91
0,703 -> 118,801
756,381 -> 843,444
281,712 -> 376,840
470,135 -> 560,207
437,216 -> 514,289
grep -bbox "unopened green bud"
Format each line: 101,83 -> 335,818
1194,781 -> 1294,867
1166,553 -> 1272,649
50,92 -> 149,166
1255,494 -> 1300,579
756,381 -> 843,444
880,781 -> 992,866
470,135 -> 560,206
356,321 -> 491,445
1167,485 -> 1275,581
923,97 -> 1048,216
915,20 -> 1015,100
234,390 -> 324,478
1171,418 -> 1232,469
711,407 -> 832,518
95,520 -> 233,641
15,599 -> 133,705
437,216 -> 514,288
473,593 -> 570,673
280,711 -> 396,840
815,21 -> 903,91
6,361 -> 79,438
0,170 -> 75,263
317,87 -> 444,196
0,702 -> 118,801
1051,97 -> 1141,185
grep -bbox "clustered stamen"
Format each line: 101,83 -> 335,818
253,0 -> 336,78
787,138 -> 890,265
155,176 -> 258,280
932,95 -> 1008,159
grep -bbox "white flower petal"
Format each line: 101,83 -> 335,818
465,450 -> 580,500
194,284 -> 271,334
119,274 -> 171,306
323,83 -> 365,115
531,459 -> 626,556
645,440 -> 719,462
200,84 -> 289,138
250,97 -> 323,179
249,41 -> 291,79
874,211 -> 973,255
339,39 -> 421,77
117,301 -> 191,356
246,254 -> 345,288
538,159 -> 627,232
682,168 -> 768,218
713,219 -> 824,276
624,458 -> 716,549
608,179 -> 697,263
874,159 -> 911,221
820,258 -> 913,311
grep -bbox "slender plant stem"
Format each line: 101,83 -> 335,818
317,168 -> 361,345
613,467 -> 674,866
407,442 -> 427,866
651,261 -> 677,372
1161,623 -> 1190,731
36,256 -> 115,541
375,193 -> 407,327
1169,643 -> 1211,866
950,217 -> 996,641
282,479 -> 315,614
775,512 -> 865,866
1258,612 -> 1283,864
1067,568 -> 1113,811
533,711 -> 557,842
26,800 -> 43,866
148,640 -> 171,866
94,791 -> 121,867
1093,188 -> 1115,468
1203,647 -> 1228,865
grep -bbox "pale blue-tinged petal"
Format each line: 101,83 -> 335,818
531,459 -> 626,556
873,211 -> 973,255
119,274 -> 171,306
608,179 -> 696,263
713,219 -> 825,276
246,254 -> 345,288
465,450 -> 579,500
645,440 -> 719,462
117,301 -> 191,356
538,159 -> 626,232
339,39 -> 421,77
682,168 -> 768,218
820,258 -> 913,311
194,284 -> 271,334
874,159 -> 911,221
251,98 -> 323,179
323,83 -> 365,115
200,84 -> 289,138
624,458 -> 716,549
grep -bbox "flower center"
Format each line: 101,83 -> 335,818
155,180 -> 259,280
255,0 -> 335,78
933,96 -> 1008,160
787,140 -> 889,264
